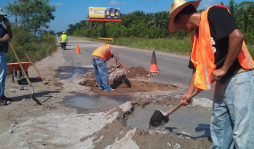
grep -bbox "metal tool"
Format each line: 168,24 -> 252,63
149,89 -> 202,127
25,53 -> 49,85
9,43 -> 42,105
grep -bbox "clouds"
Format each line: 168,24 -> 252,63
199,0 -> 216,10
110,0 -> 126,6
53,3 -> 64,6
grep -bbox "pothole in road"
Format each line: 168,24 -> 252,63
62,94 -> 133,114
63,93 -> 212,139
81,79 -> 177,96
55,66 -> 93,79
124,98 -> 212,139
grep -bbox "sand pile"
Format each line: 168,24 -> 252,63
85,66 -> 158,80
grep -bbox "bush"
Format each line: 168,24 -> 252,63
84,28 -> 97,37
130,21 -> 148,38
148,29 -> 167,38
7,27 -> 57,64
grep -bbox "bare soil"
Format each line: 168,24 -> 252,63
0,48 -> 212,149
80,65 -> 173,96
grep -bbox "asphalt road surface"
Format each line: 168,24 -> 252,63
57,37 -> 215,100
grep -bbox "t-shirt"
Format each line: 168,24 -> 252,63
188,6 -> 242,80
0,24 -> 9,52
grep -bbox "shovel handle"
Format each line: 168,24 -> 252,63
25,53 -> 47,84
9,43 -> 31,85
167,89 -> 203,116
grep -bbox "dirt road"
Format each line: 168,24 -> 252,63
0,40 -> 213,149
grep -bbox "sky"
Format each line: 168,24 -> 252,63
1,0 -> 247,33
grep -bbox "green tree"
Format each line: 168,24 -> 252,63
148,11 -> 169,29
131,10 -> 145,17
235,1 -> 254,33
228,0 -> 237,19
5,0 -> 55,34
66,24 -> 75,35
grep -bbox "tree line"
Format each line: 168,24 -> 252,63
5,0 -> 55,36
4,0 -> 57,63
63,0 -> 254,44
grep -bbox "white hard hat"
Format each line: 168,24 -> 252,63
63,32 -> 65,34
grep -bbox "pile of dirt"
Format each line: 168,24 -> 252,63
126,66 -> 149,79
85,65 -> 158,80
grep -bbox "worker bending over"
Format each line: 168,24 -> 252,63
91,45 -> 121,92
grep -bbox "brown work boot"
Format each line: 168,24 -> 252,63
2,95 -> 12,101
0,96 -> 7,106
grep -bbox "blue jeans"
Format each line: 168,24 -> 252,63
92,57 -> 112,92
0,52 -> 7,99
211,69 -> 254,149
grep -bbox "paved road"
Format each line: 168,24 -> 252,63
57,37 -> 215,100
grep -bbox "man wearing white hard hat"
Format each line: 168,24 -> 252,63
0,8 -> 12,106
61,31 -> 68,50
168,0 -> 254,148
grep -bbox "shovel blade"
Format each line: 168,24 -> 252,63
149,109 -> 170,127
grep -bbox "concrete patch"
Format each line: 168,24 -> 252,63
105,128 -> 139,149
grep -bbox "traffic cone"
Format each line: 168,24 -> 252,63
76,44 -> 81,54
104,42 -> 106,46
149,51 -> 160,72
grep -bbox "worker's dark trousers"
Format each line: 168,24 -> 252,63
61,42 -> 66,49
92,57 -> 112,92
210,69 -> 254,149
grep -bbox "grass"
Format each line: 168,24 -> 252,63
7,41 -> 57,63
6,40 -> 57,74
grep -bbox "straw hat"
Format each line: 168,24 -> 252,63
168,0 -> 201,32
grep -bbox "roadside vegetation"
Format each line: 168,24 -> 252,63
63,0 -> 254,57
5,0 -> 57,64
7,28 -> 57,63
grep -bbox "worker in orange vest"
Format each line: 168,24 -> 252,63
91,46 -> 121,92
168,0 -> 254,148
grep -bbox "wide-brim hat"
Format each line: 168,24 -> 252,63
168,0 -> 201,32
0,8 -> 7,16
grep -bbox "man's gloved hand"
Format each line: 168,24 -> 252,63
116,61 -> 121,68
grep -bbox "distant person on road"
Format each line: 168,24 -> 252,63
91,45 -> 121,92
0,8 -> 12,106
61,32 -> 68,50
168,0 -> 254,148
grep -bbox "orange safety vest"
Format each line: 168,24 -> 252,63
91,46 -> 112,62
191,5 -> 254,90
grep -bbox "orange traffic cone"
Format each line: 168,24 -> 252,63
76,44 -> 81,54
104,42 -> 106,46
149,51 -> 160,72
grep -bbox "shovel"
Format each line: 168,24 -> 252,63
9,43 -> 42,105
25,53 -> 49,85
149,89 -> 202,127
